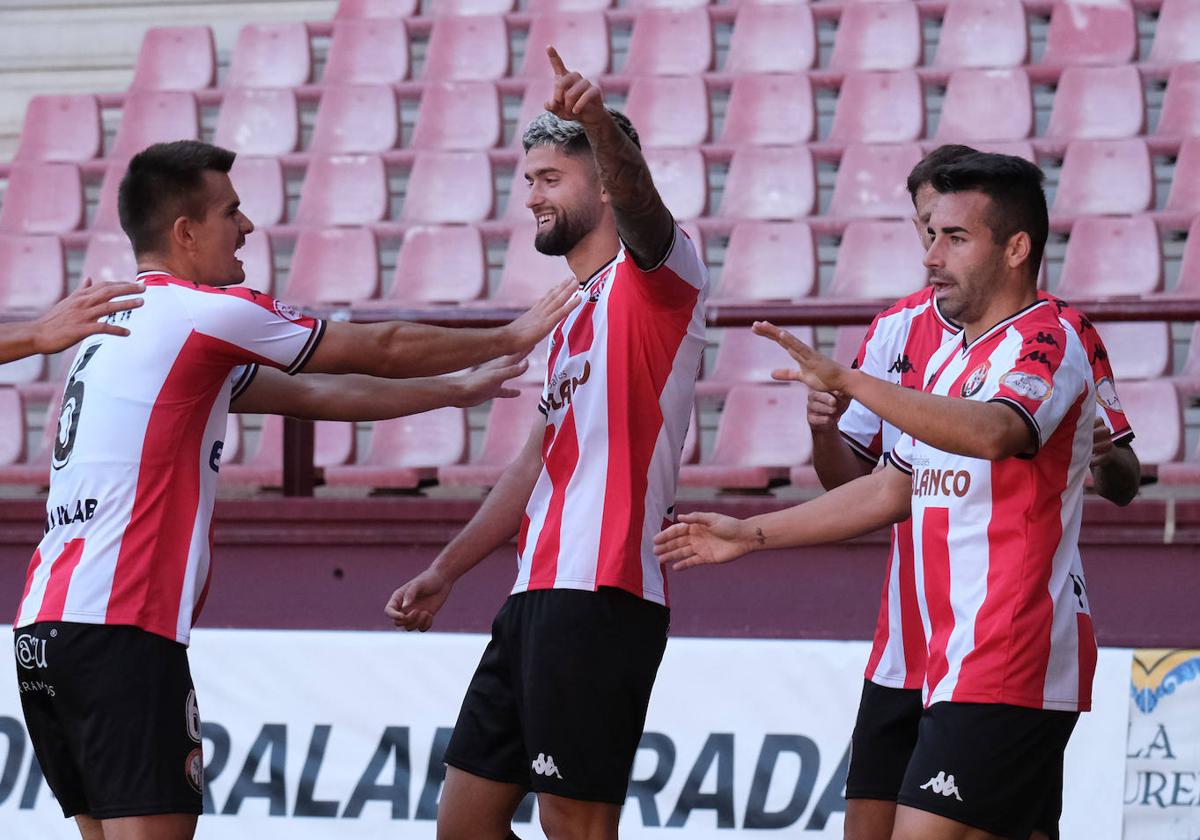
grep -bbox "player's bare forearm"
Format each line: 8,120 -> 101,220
0,323 -> 38,365
234,369 -> 462,420
811,428 -> 876,491
1092,444 -> 1140,506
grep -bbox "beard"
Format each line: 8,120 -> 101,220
534,202 -> 601,256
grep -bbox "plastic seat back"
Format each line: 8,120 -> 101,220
719,146 -> 815,220
412,81 -> 502,150
828,71 -> 924,144
80,232 -> 136,287
829,2 -> 921,71
494,225 -> 572,304
214,88 -> 299,156
0,234 -> 65,309
934,0 -> 1028,68
1053,139 -> 1153,216
390,225 -> 486,303
936,68 -> 1033,141
295,154 -> 389,227
624,8 -> 713,76
1042,0 -> 1137,66
1046,66 -> 1145,140
15,95 -> 102,162
828,143 -> 924,218
644,148 -> 708,220
623,76 -> 710,148
1149,0 -> 1200,63
1058,216 -> 1161,297
423,15 -> 509,80
131,26 -> 214,91
1156,64 -> 1200,139
400,152 -> 493,223
285,228 -> 379,304
0,163 -> 83,235
830,220 -> 928,299
228,23 -> 312,88
716,221 -> 817,300
520,12 -> 609,79
311,85 -> 400,153
323,18 -> 410,84
229,156 -> 287,228
111,91 -> 200,158
722,74 -> 815,146
725,4 -> 816,73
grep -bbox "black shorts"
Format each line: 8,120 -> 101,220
444,587 -> 669,804
897,701 -> 1078,840
14,622 -> 204,820
846,680 -> 924,802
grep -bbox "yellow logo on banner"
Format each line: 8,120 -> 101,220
1131,649 -> 1200,714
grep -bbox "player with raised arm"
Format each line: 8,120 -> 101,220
1,278 -> 145,364
386,47 -> 708,840
11,140 -> 575,840
657,153 -> 1119,840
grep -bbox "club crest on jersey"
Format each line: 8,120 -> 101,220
273,299 -> 302,322
1095,377 -> 1124,413
960,361 -> 990,398
1001,371 -> 1052,401
185,747 -> 204,794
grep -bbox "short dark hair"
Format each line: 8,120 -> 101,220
930,151 -> 1049,280
906,144 -> 978,200
118,140 -> 236,255
521,108 -> 641,155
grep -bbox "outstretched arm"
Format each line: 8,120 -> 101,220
1,278 -> 145,364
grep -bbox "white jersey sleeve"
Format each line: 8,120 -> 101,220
177,286 -> 325,374
988,321 -> 1089,451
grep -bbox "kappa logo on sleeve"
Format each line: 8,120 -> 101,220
1001,371 -> 1052,401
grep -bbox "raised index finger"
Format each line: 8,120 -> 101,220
546,45 -> 568,77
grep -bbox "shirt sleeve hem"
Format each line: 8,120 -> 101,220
840,431 -> 882,465
285,319 -> 327,375
231,364 -> 259,400
989,396 -> 1043,458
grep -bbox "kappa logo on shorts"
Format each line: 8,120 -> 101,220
532,753 -> 563,779
185,747 -> 204,794
920,770 -> 963,801
186,689 -> 201,743
14,633 -> 48,670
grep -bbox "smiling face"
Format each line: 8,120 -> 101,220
523,145 -> 606,257
187,170 -> 254,286
922,190 -> 1008,326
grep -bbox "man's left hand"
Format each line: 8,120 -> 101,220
752,320 -> 849,394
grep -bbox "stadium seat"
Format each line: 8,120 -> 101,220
0,163 -> 83,235
295,154 -> 389,227
623,77 -> 710,148
1164,137 -> 1200,215
324,408 -> 469,489
697,328 -> 814,398
110,91 -> 200,158
411,81 -> 502,150
934,0 -> 1028,68
830,220 -> 927,299
229,156 -> 287,228
1046,66 -> 1145,140
323,18 -> 410,84
1041,0 -> 1137,67
222,415 -> 355,487
527,0 -> 611,10
827,71 -> 924,144
644,148 -> 708,220
1118,380 -> 1184,465
310,85 -> 400,153
400,152 -> 493,223
0,389 -> 25,466
1149,0 -> 1200,64
724,4 -> 817,74
387,225 -> 486,303
1058,216 -> 1162,297
1053,139 -> 1153,216
0,234 -> 65,309
935,68 -> 1033,142
1155,64 -> 1200,139
828,2 -> 921,71
714,221 -> 817,300
1091,322 -> 1172,380
828,143 -> 924,218
624,9 -> 713,76
89,159 -> 127,232
521,13 -> 609,78
130,26 -> 214,91
237,231 -> 274,296
679,384 -> 812,488
832,324 -> 870,366
429,0 -> 515,14
439,387 -> 543,487
493,225 -> 572,304
15,95 -> 102,163
335,0 -> 419,17
722,74 -> 815,146
510,82 -> 552,149
1173,217 -> 1200,293
423,15 -> 509,81
719,146 -> 815,220
227,23 -> 312,88
0,380 -> 62,485
0,354 -> 43,387
213,88 -> 299,157
284,228 -> 379,304
80,232 -> 136,286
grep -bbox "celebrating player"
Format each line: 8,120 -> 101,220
12,139 -> 576,840
657,153 -> 1114,840
0,277 -> 145,364
386,47 -> 708,840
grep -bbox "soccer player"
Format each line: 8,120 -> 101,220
0,277 -> 145,364
656,153 -> 1115,840
386,47 -> 708,840
12,139 -> 576,840
811,147 -> 1140,840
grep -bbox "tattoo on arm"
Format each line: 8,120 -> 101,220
755,527 -> 766,547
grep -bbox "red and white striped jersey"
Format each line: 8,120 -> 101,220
841,288 -> 1133,691
15,272 -> 324,645
514,226 -> 708,606
888,299 -> 1101,712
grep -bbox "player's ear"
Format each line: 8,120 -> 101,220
1007,231 -> 1032,274
170,215 -> 195,254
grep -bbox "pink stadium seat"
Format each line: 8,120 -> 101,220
1091,322 -> 1172,380
222,415 -> 355,487
1164,137 -> 1200,215
111,91 -> 200,158
1173,217 -> 1200,293
428,0 -> 515,14
15,95 -> 101,163
829,2 -> 921,71
401,152 -> 493,223
439,387 -> 542,487
1118,380 -> 1184,465
0,163 -> 83,235
697,328 -> 814,398
628,0 -> 709,8
623,77 -> 710,148
1046,66 -> 1145,140
1155,64 -> 1200,139
285,228 -> 378,304
335,0 -> 419,17
324,408 -> 468,489
412,82 -> 502,150
828,143 -> 924,218
624,9 -> 713,76
423,16 -> 509,81
213,88 -> 299,157
236,231 -> 274,295
968,140 -> 1037,160
387,225 -> 486,303
719,146 -> 815,220
715,221 -> 817,300
832,324 -> 869,365
827,71 -> 924,144
722,75 -> 815,146
89,159 -> 127,232
934,0 -> 1028,68
830,220 -> 927,299
510,82 -> 552,149
0,389 -> 26,466
1053,139 -> 1153,216
520,13 -> 609,79
936,69 -> 1033,142
80,232 -> 136,286
493,225 -> 572,304
1058,216 -> 1162,297
323,18 -> 409,85
644,148 -> 708,220
0,380 -> 62,485
504,157 -> 535,221
0,235 -> 65,309
527,0 -> 611,11
1149,0 -> 1200,64
724,4 -> 817,74
227,23 -> 312,88
295,155 -> 389,227
0,353 -> 43,387
229,156 -> 286,228
1041,0 -> 1137,67
679,384 -> 812,488
311,85 -> 400,153
131,26 -> 214,91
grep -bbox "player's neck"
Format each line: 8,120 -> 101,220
564,219 -> 621,285
136,254 -> 203,286
963,281 -> 1038,344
